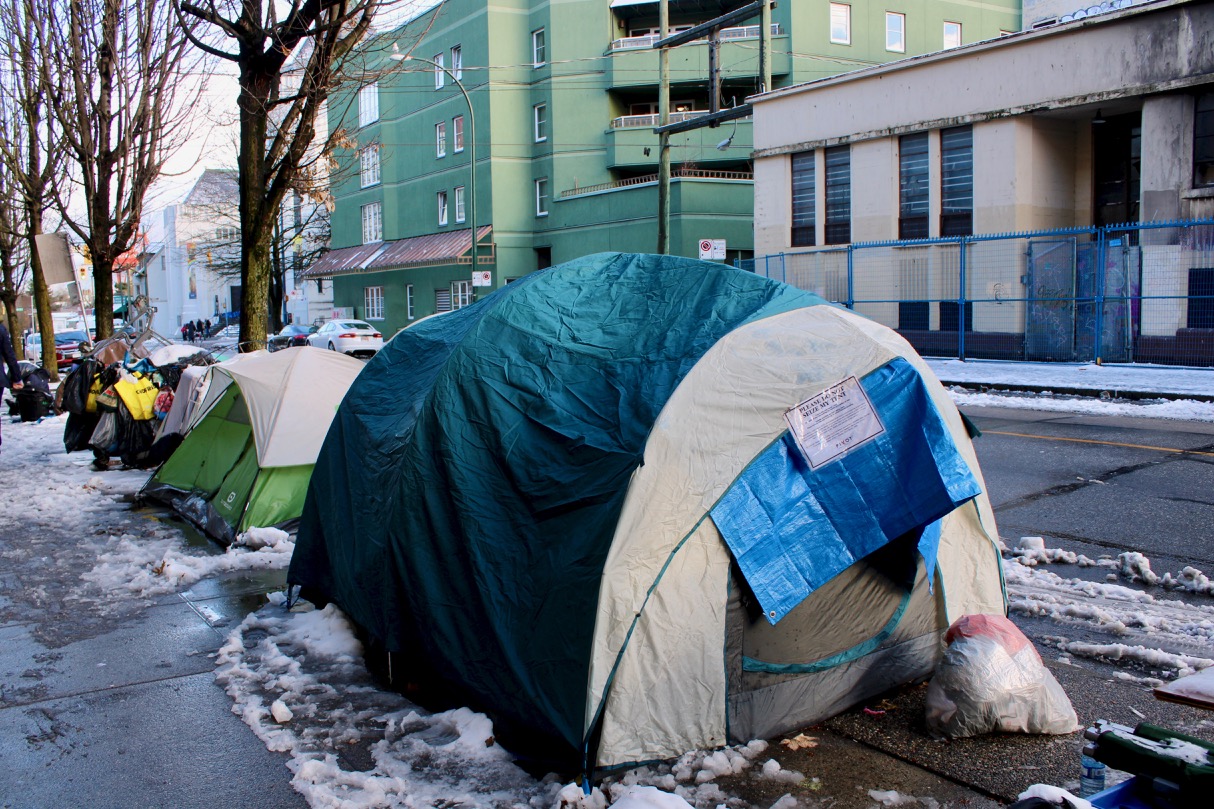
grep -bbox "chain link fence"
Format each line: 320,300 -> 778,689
743,220 -> 1214,367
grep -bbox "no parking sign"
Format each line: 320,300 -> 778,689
698,239 -> 726,261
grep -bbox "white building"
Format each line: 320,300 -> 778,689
750,0 -> 1214,365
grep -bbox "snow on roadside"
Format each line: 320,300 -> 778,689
946,388 -> 1214,422
1004,549 -> 1214,679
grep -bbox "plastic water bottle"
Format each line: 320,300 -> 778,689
1079,754 -> 1106,797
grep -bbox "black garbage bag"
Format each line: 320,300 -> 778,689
59,359 -> 99,415
116,406 -> 157,468
14,366 -> 53,422
64,411 -> 100,453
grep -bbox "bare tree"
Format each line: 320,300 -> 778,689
43,0 -> 199,341
0,0 -> 68,377
176,0 -> 409,350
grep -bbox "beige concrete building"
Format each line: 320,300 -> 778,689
750,0 -> 1214,364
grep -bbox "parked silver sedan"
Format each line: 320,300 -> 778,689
306,319 -> 384,358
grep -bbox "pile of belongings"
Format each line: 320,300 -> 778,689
57,334 -> 212,469
1083,719 -> 1212,808
7,364 -> 53,422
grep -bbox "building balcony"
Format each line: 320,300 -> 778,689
607,28 -> 789,90
605,116 -> 753,170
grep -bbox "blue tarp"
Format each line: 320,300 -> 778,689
710,359 -> 981,625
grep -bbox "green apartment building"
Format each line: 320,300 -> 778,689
314,0 -> 1020,333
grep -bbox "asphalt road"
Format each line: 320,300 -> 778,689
962,405 -> 1214,576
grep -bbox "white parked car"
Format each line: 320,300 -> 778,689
307,319 -> 383,359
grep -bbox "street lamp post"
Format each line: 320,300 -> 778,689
391,48 -> 479,280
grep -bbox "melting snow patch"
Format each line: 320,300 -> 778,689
867,790 -> 938,808
1017,784 -> 1094,809
758,759 -> 803,785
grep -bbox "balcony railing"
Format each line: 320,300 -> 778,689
610,111 -> 699,129
609,23 -> 782,51
560,167 -> 753,199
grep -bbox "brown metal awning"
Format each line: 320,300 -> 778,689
300,243 -> 388,278
304,226 -> 493,279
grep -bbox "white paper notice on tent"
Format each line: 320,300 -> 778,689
785,376 -> 885,469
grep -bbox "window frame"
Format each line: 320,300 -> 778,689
533,103 -> 548,143
453,115 -> 465,153
940,125 -> 974,237
1195,91 -> 1214,188
406,283 -> 415,320
943,21 -> 962,49
454,185 -> 466,223
359,143 -> 381,188
436,121 -> 447,158
361,201 -> 382,244
451,45 -> 462,80
452,279 -> 474,310
437,190 -> 449,226
790,150 -> 816,247
532,28 -> 546,67
364,286 -> 385,320
535,177 -> 549,217
433,52 -> 445,89
823,145 -> 851,245
885,12 -> 906,53
829,3 -> 851,46
898,132 -> 930,240
358,83 -> 379,127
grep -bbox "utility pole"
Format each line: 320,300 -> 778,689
653,1 -> 773,255
656,0 -> 671,254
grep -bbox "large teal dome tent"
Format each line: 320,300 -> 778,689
289,253 -> 1004,771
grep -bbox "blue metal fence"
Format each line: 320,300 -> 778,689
741,219 -> 1214,367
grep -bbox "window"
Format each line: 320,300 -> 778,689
451,45 -> 462,80
535,177 -> 549,216
406,284 -> 415,320
358,83 -> 379,127
829,4 -> 850,45
790,151 -> 815,247
533,103 -> 548,143
886,12 -> 905,53
532,28 -> 546,67
943,21 -> 962,49
454,185 -> 465,223
364,286 -> 384,320
361,201 -> 382,244
452,280 -> 473,309
1189,268 -> 1214,328
359,144 -> 380,187
535,246 -> 552,270
1196,92 -> 1214,187
434,53 -> 445,89
215,225 -> 238,243
437,191 -> 448,226
435,288 -> 451,312
940,125 -> 973,236
823,146 -> 850,245
899,133 -> 929,239
453,115 -> 464,152
436,121 -> 447,157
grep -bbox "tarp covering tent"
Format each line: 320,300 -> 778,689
143,348 -> 364,544
289,253 -> 1004,771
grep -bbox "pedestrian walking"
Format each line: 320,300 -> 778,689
195,319 -> 204,342
185,321 -> 195,342
204,318 -> 212,337
0,322 -> 24,451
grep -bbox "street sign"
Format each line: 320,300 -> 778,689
471,270 -> 493,287
698,239 -> 726,261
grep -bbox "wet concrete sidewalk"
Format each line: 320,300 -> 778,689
0,501 -> 306,809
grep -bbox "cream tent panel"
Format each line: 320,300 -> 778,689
594,519 -> 732,766
218,348 -> 364,468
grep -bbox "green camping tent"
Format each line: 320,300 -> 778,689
289,253 -> 1005,771
143,348 -> 365,543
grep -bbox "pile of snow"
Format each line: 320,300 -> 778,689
868,790 -> 939,809
947,388 -> 1214,422
1017,784 -> 1094,809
